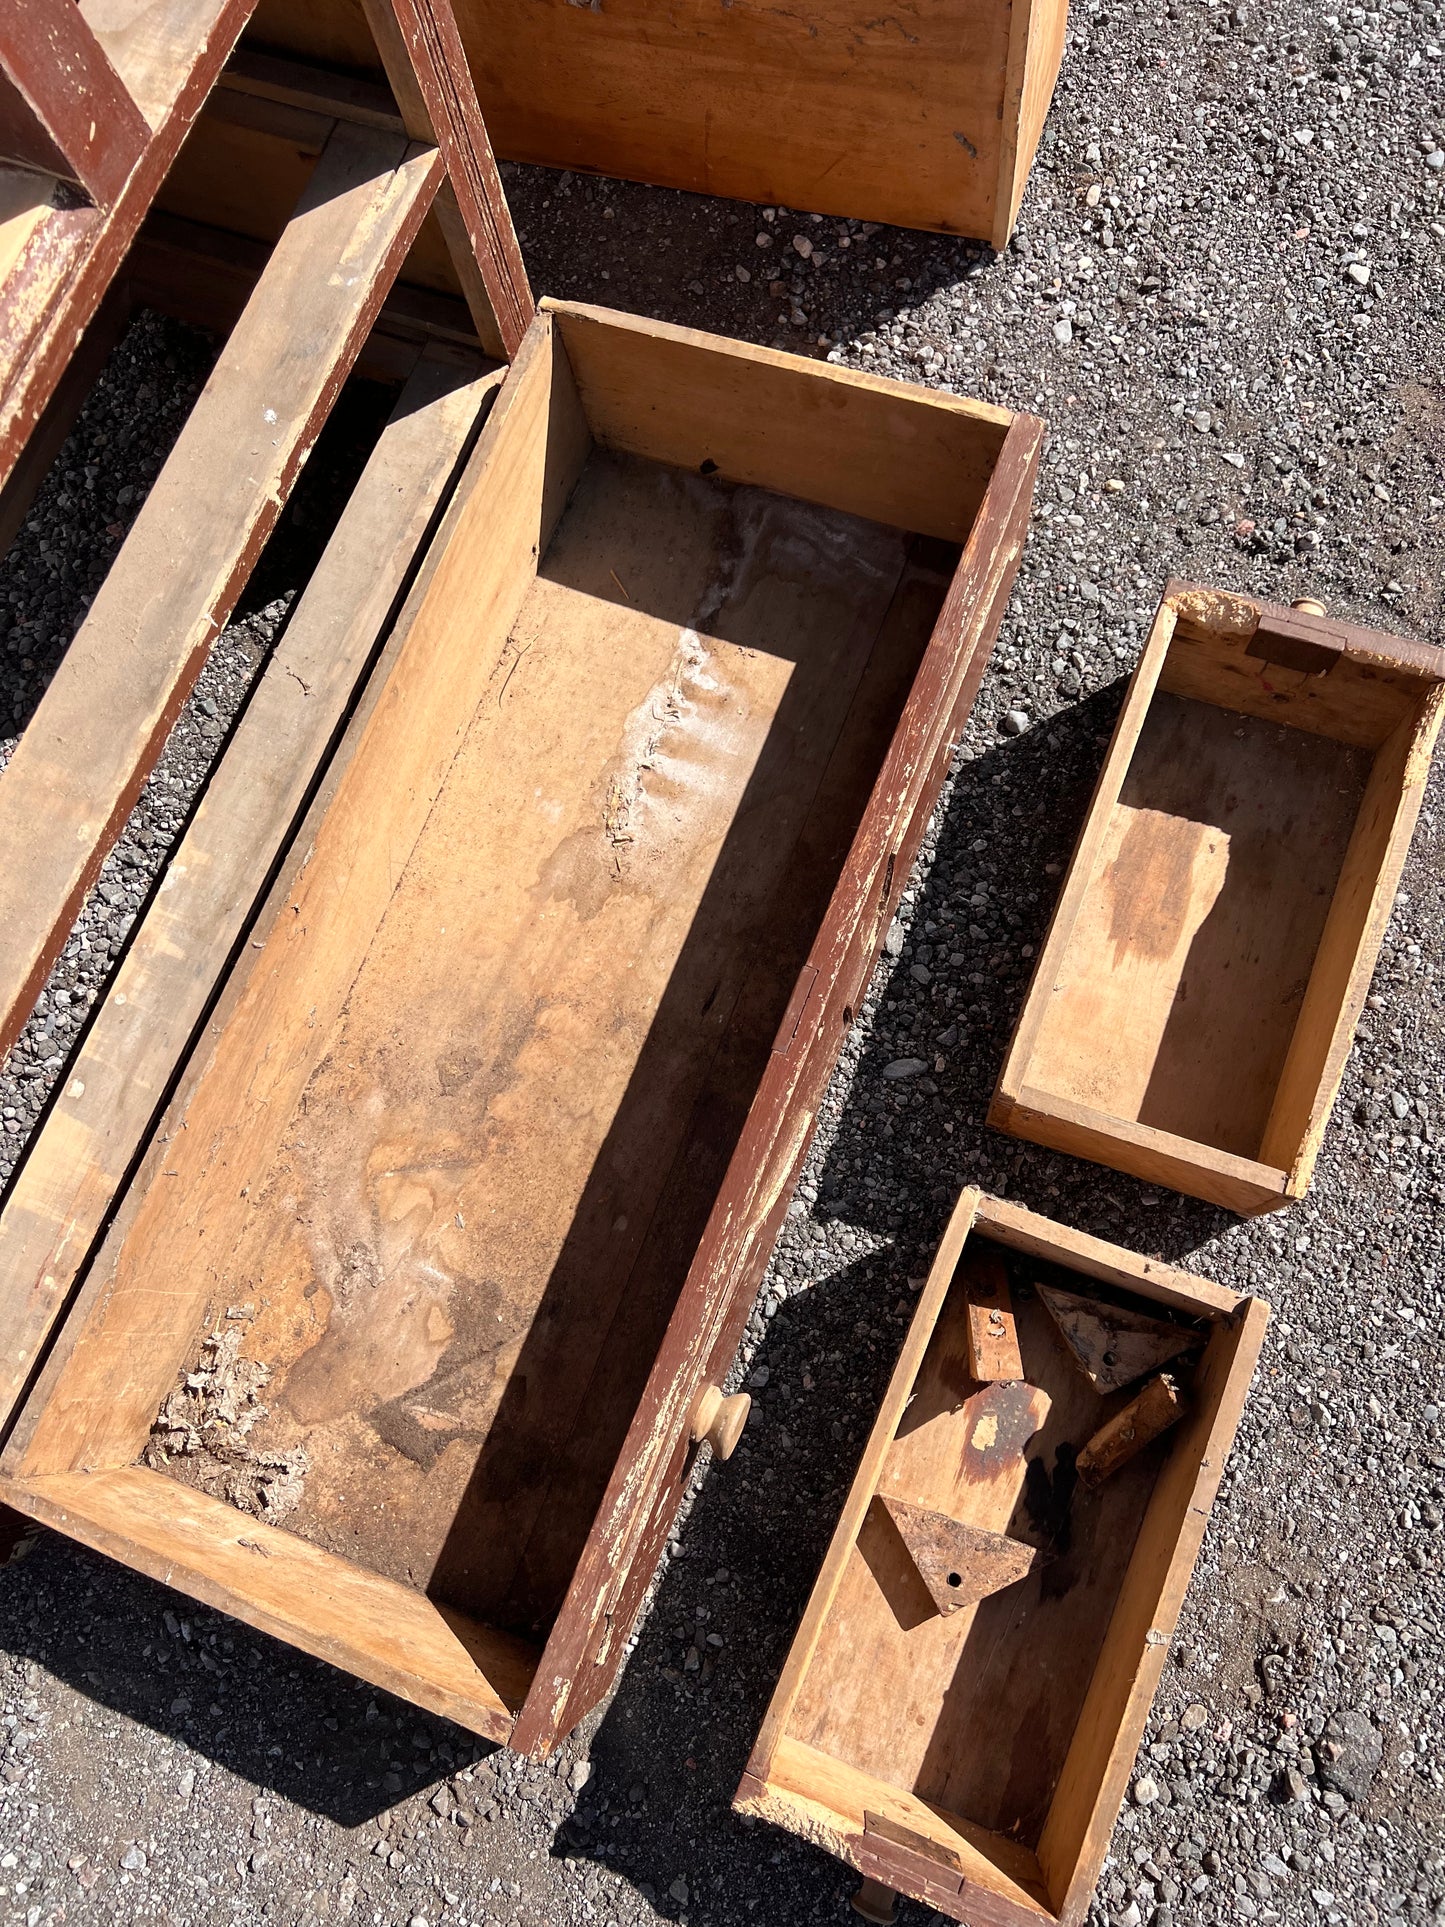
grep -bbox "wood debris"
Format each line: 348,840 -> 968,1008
1037,1282 -> 1201,1392
879,1493 -> 1046,1613
145,1312 -> 309,1520
1076,1373 -> 1188,1487
960,1247 -> 1023,1382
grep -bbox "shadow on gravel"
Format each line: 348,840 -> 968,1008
0,1530 -> 493,1827
553,1249 -> 943,1925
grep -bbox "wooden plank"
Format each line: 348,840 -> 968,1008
994,1087 -> 1290,1215
0,270 -> 132,561
0,1465 -> 537,1737
1075,1374 -> 1188,1487
518,406 -> 1042,1753
961,1245 -> 1024,1382
221,45 -> 404,131
0,121 -> 444,1067
0,0 -> 149,204
549,299 -> 1012,547
747,1190 -> 980,1775
359,0 -> 531,359
0,0 -> 254,492
0,348 -> 499,1442
973,1195 -> 1241,1318
3,309 -> 583,1483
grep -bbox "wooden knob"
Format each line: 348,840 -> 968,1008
1292,597 -> 1327,617
852,1877 -> 898,1923
690,1385 -> 750,1460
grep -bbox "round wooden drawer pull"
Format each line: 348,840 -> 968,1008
851,1877 -> 898,1923
690,1385 -> 750,1460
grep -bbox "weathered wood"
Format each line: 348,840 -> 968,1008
0,0 -> 149,205
253,0 -> 1069,244
992,580 -> 1445,1214
1,311 -> 1038,1756
962,1247 -> 1024,1382
359,0 -> 531,358
1035,1285 -> 1200,1395
512,395 -> 1043,1755
0,0 -> 254,492
878,1496 -> 1044,1615
690,1387 -> 751,1461
1076,1376 -> 1187,1489
0,347 -> 498,1443
738,1197 -> 1267,1927
0,122 -> 444,1066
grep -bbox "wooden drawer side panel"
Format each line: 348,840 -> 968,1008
1038,1299 -> 1268,1923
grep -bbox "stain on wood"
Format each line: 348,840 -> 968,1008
739,1198 -> 1269,1926
1035,1283 -> 1201,1394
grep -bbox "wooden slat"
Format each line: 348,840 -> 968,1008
0,0 -> 254,491
221,44 -> 405,132
360,0 -> 531,359
0,0 -> 150,204
0,347 -> 499,1442
0,121 -> 444,1067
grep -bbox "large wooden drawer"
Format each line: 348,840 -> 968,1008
992,582 -> 1445,1214
0,302 -> 1040,1755
737,1191 -> 1267,1927
249,0 -> 1069,247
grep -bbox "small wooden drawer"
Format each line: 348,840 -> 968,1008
737,1192 -> 1267,1927
992,582 -> 1445,1214
0,302 -> 1040,1756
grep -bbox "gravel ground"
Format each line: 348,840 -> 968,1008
3,1 -> 1445,1924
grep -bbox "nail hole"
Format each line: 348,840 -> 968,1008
699,458 -> 718,475
946,1572 -> 962,1588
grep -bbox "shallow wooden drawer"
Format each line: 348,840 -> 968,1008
992,581 -> 1445,1214
0,302 -> 1040,1755
737,1191 -> 1267,1926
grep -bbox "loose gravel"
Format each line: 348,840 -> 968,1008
3,0 -> 1445,1923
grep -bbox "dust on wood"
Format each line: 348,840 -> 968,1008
145,1309 -> 310,1520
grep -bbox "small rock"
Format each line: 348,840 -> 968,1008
882,1058 -> 927,1080
670,1875 -> 690,1904
1275,1764 -> 1310,1803
1181,1704 -> 1209,1731
120,1845 -> 147,1872
791,234 -> 813,259
569,1760 -> 591,1793
1314,1711 -> 1382,1803
1428,149 -> 1445,170
1346,262 -> 1371,287
883,921 -> 906,958
999,709 -> 1030,735
1132,1775 -> 1160,1806
1054,317 -> 1074,345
